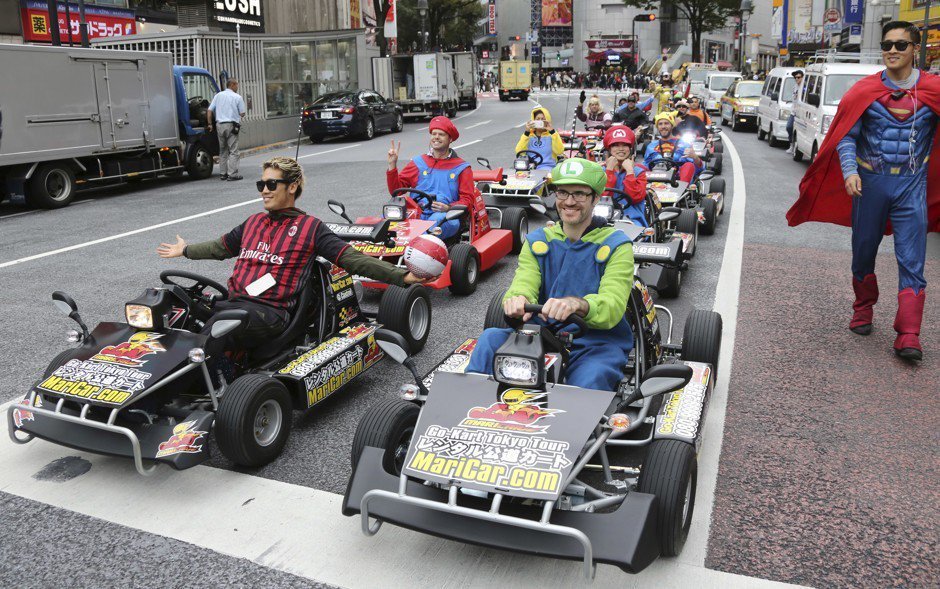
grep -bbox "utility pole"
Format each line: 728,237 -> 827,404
77,0 -> 90,48
47,0 -> 61,46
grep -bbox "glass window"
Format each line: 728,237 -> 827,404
292,43 -> 314,82
181,72 -> 216,104
735,83 -> 763,98
313,92 -> 355,105
781,77 -> 795,101
264,43 -> 289,81
824,74 -> 865,106
710,76 -> 737,92
316,40 -> 338,95
266,83 -> 290,117
336,39 -> 359,91
264,43 -> 290,117
762,77 -> 772,96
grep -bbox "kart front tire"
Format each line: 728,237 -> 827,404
638,439 -> 697,557
711,152 -> 723,175
675,209 -> 698,255
700,197 -> 717,236
351,398 -> 420,476
44,349 -> 76,377
448,243 -> 480,296
681,309 -> 723,379
501,207 -> 528,254
378,284 -> 431,353
484,289 -> 510,330
659,266 -> 682,299
215,374 -> 292,468
712,141 -> 723,153
709,177 -> 725,196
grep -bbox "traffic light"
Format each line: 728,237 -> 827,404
634,13 -> 656,22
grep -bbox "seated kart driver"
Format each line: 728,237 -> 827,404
465,158 -> 636,392
644,112 -> 703,184
673,99 -> 708,138
156,156 -> 431,352
686,96 -> 712,125
386,116 -> 474,240
514,106 -> 564,171
576,92 -> 613,130
611,94 -> 650,130
603,125 -> 650,227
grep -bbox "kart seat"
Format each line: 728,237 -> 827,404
251,264 -> 321,363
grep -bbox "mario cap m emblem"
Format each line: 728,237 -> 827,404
613,129 -> 627,139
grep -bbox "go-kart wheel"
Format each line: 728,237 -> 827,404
215,374 -> 292,468
675,208 -> 698,240
700,197 -> 717,236
711,153 -> 723,175
483,289 -> 510,330
659,266 -> 682,299
501,207 -> 528,254
351,398 -> 419,475
638,439 -> 697,557
378,284 -> 431,352
712,141 -> 723,153
709,177 -> 725,196
681,309 -> 723,379
448,243 -> 480,296
44,349 -> 76,377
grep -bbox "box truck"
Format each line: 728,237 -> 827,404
499,60 -> 532,101
448,51 -> 479,110
0,44 -> 220,209
372,53 -> 459,119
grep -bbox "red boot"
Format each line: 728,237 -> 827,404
893,288 -> 925,361
850,274 -> 878,335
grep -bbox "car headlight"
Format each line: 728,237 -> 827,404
822,115 -> 833,135
125,304 -> 154,329
593,204 -> 612,220
383,205 -> 405,221
494,355 -> 539,386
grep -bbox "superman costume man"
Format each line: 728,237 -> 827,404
387,116 -> 474,239
788,22 -> 940,361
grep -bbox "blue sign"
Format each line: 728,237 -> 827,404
531,46 -> 540,56
844,0 -> 863,24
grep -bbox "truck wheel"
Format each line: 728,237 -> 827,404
501,207 -> 528,255
215,374 -> 292,468
483,289 -> 510,330
499,93 -> 508,102
659,266 -> 682,298
638,439 -> 697,557
469,97 -> 478,110
792,145 -> 804,162
378,284 -> 431,353
27,163 -> 75,209
682,309 -> 723,378
185,144 -> 213,180
448,243 -> 480,296
768,125 -> 783,147
700,198 -> 717,236
757,121 -> 766,140
351,398 -> 419,475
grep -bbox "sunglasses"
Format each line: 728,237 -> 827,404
881,40 -> 914,52
256,178 -> 290,192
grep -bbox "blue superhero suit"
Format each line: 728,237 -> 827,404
412,155 -> 470,239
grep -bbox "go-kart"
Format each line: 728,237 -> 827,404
325,174 -> 527,301
645,156 -> 725,236
343,246 -> 723,577
8,259 -> 428,475
683,128 -> 724,175
476,151 -> 552,215
558,129 -> 604,161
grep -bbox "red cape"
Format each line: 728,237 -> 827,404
786,71 -> 940,234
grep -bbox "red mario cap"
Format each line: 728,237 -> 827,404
429,116 -> 459,141
603,125 -> 635,150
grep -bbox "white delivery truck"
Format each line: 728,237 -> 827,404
373,53 -> 459,119
448,51 -> 479,110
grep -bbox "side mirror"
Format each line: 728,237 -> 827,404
658,209 -> 680,223
477,157 -> 491,170
638,363 -> 693,398
375,329 -> 411,364
52,291 -> 79,316
528,198 -> 547,215
445,204 -> 468,221
327,199 -> 353,224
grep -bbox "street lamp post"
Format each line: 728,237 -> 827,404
739,0 -> 753,72
418,0 -> 429,52
632,14 -> 656,72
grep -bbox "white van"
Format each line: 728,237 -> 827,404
792,54 -> 883,161
757,67 -> 803,148
703,71 -> 742,113
685,63 -> 717,97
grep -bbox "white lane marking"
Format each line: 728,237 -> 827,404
0,199 -> 260,270
464,120 -> 492,129
415,104 -> 483,132
297,143 -> 361,159
451,139 -> 482,150
1,198 -> 93,221
416,126 -> 429,131
678,132 -> 748,567
0,404 -> 807,589
514,122 -> 527,128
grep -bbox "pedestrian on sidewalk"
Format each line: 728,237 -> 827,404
788,21 -> 940,361
786,70 -> 804,155
208,78 -> 247,181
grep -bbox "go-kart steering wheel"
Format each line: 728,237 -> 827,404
160,270 -> 229,301
391,187 -> 437,209
515,149 -> 544,168
652,158 -> 680,170
522,303 -> 588,338
602,187 -> 628,209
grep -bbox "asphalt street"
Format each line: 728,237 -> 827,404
0,89 -> 935,588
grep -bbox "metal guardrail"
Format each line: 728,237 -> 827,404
808,50 -> 882,65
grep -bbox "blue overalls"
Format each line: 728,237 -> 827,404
465,227 -> 634,392
614,166 -> 649,227
413,156 -> 470,239
527,132 -> 556,171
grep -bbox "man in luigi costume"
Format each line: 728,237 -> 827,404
466,158 -> 636,391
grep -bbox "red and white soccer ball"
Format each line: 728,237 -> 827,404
403,234 -> 449,279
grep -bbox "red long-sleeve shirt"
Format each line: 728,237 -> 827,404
386,153 -> 475,208
605,165 -> 648,205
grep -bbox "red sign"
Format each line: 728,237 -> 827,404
488,1 -> 496,35
584,39 -> 633,51
20,0 -> 136,44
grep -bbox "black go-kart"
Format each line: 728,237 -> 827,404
343,244 -> 723,578
645,156 -> 725,236
683,126 -> 724,176
8,250 -> 429,476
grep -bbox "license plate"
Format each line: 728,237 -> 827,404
318,112 -> 335,119
411,106 -> 422,112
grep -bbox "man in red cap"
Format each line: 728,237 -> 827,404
387,116 -> 474,239
603,125 -> 649,226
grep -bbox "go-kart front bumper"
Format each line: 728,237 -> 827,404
343,447 -> 660,577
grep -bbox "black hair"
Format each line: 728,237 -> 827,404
882,21 -> 921,45
792,69 -> 804,77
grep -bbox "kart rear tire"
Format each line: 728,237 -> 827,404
709,178 -> 725,196
448,243 -> 480,296
501,207 -> 528,255
712,141 -> 723,153
378,284 -> 431,353
700,197 -> 717,236
27,163 -> 76,209
675,208 -> 698,242
215,374 -> 292,468
483,289 -> 510,330
711,153 -> 723,175
659,266 -> 682,299
681,309 -> 723,378
351,398 -> 420,476
638,439 -> 697,557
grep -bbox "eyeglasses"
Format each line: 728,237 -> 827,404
555,189 -> 594,203
256,178 -> 290,192
881,40 -> 913,52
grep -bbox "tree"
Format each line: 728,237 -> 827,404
621,0 -> 739,63
396,0 -> 484,52
371,0 -> 389,56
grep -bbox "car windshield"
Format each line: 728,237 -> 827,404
313,92 -> 354,105
824,75 -> 865,106
710,76 -> 738,91
735,84 -> 762,98
689,69 -> 711,82
781,77 -> 796,100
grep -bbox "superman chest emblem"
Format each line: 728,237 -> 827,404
877,92 -> 916,122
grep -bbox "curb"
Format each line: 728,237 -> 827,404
239,137 -> 307,158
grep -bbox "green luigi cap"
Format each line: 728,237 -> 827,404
549,158 -> 607,196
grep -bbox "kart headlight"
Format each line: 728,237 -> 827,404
593,204 -> 613,220
608,413 -> 631,431
494,355 -> 539,386
383,205 -> 405,221
66,329 -> 82,343
514,159 -> 529,171
188,347 -> 206,363
399,383 -> 420,401
125,304 -> 153,329
822,115 -> 833,135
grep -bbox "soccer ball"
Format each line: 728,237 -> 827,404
403,234 -> 449,279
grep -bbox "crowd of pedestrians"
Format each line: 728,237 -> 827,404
538,70 -> 654,92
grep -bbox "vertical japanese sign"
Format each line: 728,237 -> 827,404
350,0 -> 361,28
844,0 -> 863,24
488,0 -> 496,35
20,0 -> 136,44
384,0 -> 397,38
